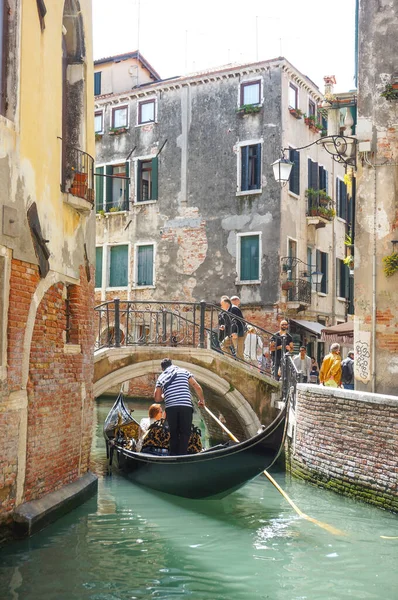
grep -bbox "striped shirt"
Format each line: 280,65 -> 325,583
155,366 -> 193,409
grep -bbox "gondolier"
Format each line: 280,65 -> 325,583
154,358 -> 205,456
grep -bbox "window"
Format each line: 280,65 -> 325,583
289,83 -> 298,109
316,250 -> 328,294
137,157 -> 158,202
240,80 -> 261,106
336,178 -> 348,220
136,244 -> 154,287
289,148 -> 300,195
94,111 -> 103,133
109,245 -> 128,288
308,158 -> 319,190
336,258 -> 349,299
104,163 -> 130,211
95,166 -> 104,212
95,247 -> 103,288
112,106 -> 128,129
240,143 -> 261,192
318,166 -> 328,192
94,71 -> 101,96
238,234 -> 261,282
138,99 -> 155,124
308,100 -> 316,118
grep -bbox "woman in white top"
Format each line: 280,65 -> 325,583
137,403 -> 163,451
244,326 -> 263,367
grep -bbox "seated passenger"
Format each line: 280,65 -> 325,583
137,404 -> 163,451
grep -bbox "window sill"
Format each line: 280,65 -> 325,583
64,193 -> 93,214
288,191 -> 300,199
133,200 -> 157,206
336,216 -> 347,224
317,292 -> 327,297
136,121 -> 157,128
132,284 -> 156,290
63,344 -> 82,355
235,279 -> 261,285
105,286 -> 128,291
109,127 -> 129,135
337,296 -> 347,303
236,189 -> 262,197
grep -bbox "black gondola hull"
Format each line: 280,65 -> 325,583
108,406 -> 286,499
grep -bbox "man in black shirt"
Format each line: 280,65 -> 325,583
230,295 -> 246,359
270,319 -> 293,380
218,296 -> 234,356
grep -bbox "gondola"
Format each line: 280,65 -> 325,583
103,393 -> 287,500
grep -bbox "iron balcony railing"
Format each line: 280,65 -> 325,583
63,145 -> 95,205
283,278 -> 312,304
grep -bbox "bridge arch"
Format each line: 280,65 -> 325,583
94,347 -> 280,437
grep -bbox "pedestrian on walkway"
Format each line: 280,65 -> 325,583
319,343 -> 342,387
341,350 -> 355,390
293,346 -> 312,382
218,296 -> 234,356
270,319 -> 293,380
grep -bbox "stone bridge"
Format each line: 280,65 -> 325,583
94,346 -> 280,439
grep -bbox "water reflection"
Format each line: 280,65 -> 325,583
0,398 -> 397,600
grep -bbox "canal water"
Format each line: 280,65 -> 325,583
0,398 -> 397,600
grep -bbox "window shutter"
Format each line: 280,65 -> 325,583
94,72 -> 101,96
255,143 -> 262,189
316,249 -> 321,272
136,161 -> 141,202
308,158 -> 312,189
137,245 -> 154,286
311,160 -> 319,190
240,236 -> 259,281
241,146 -> 249,191
109,245 -> 128,287
95,247 -> 103,288
95,166 -> 104,212
289,149 -> 300,195
124,161 -> 130,210
322,252 -> 328,294
105,165 -> 113,212
151,157 -> 158,200
341,181 -> 347,221
325,170 -> 329,194
343,262 -> 349,298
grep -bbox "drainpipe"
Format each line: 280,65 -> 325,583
331,159 -> 336,323
371,167 -> 377,392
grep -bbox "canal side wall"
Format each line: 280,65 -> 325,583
288,384 -> 398,512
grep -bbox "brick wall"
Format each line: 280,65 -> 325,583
0,260 -> 95,526
288,385 -> 398,512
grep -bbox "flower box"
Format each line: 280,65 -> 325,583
289,107 -> 303,119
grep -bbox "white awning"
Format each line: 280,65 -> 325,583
289,319 -> 324,338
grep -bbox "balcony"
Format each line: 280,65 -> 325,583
282,278 -> 312,311
62,145 -> 95,212
306,189 -> 336,229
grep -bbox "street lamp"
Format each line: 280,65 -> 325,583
272,135 -> 357,184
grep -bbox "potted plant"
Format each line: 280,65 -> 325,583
289,107 -> 303,119
109,127 -> 128,135
281,280 -> 294,291
381,84 -> 398,101
382,252 -> 398,277
236,104 -> 262,115
304,114 -> 316,126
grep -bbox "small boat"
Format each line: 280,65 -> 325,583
103,393 -> 287,500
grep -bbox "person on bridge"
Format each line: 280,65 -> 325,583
154,358 -> 205,455
270,319 -> 293,380
218,296 -> 234,357
230,295 -> 247,360
293,346 -> 312,383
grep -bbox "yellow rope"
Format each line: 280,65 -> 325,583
204,406 -> 345,536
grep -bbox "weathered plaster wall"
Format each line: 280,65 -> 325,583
354,0 -> 398,394
0,0 -> 96,535
289,384 -> 398,512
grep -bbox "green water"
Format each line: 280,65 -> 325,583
0,399 -> 397,600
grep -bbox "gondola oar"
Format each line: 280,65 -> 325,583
204,406 -> 345,536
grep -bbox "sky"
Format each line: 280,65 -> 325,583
93,0 -> 356,93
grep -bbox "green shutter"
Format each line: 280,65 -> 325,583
241,146 -> 249,191
240,235 -> 259,281
255,143 -> 261,189
94,72 -> 101,96
105,165 -> 113,211
289,149 -> 300,195
124,161 -> 130,210
95,247 -> 103,288
137,245 -> 154,286
136,161 -> 141,202
151,157 -> 158,200
95,166 -> 104,212
109,245 -> 128,287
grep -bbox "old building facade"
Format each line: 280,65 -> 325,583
94,54 -> 352,363
0,1 -> 96,535
353,0 -> 398,395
